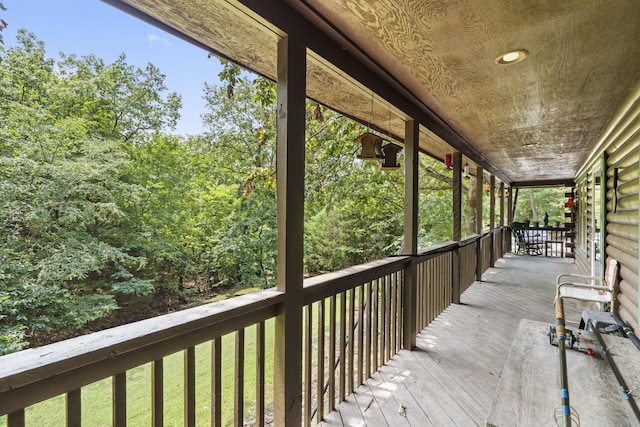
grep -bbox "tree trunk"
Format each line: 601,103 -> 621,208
464,175 -> 477,235
528,189 -> 538,222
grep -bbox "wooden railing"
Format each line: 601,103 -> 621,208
0,232 -> 509,426
460,235 -> 479,294
302,257 -> 407,425
416,242 -> 456,331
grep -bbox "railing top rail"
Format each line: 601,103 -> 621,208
303,256 -> 409,304
417,240 -> 458,257
0,288 -> 284,397
460,234 -> 481,247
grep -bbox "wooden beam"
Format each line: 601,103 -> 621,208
511,179 -> 574,188
273,36 -> 306,426
403,119 -> 419,350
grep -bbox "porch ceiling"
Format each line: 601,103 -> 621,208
106,0 -> 640,185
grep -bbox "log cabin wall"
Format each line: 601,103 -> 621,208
577,78 -> 640,333
606,124 -> 639,333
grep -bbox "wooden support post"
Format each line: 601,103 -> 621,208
509,188 -> 516,224
475,166 -> 484,281
403,119 -> 419,350
507,187 -> 514,251
489,174 -> 496,267
274,36 -> 306,427
452,152 -> 462,304
499,181 -> 505,255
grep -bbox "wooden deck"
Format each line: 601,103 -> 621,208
320,253 -> 583,426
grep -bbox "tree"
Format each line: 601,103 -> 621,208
0,2 -> 7,45
0,31 -> 183,350
200,74 -> 278,288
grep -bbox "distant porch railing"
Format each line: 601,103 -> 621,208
0,228 -> 508,426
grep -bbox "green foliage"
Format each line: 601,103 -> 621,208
0,31 -> 182,347
0,2 -> 6,45
514,187 -> 567,224
201,76 -> 278,288
304,114 -> 404,272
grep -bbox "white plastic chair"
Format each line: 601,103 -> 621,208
556,258 -> 618,312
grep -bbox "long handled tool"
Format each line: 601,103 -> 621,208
587,319 -> 640,422
555,297 -> 572,426
611,312 -> 640,351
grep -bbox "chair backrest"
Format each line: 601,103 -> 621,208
602,258 -> 619,293
510,222 -> 526,242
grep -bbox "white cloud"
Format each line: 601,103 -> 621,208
147,33 -> 170,47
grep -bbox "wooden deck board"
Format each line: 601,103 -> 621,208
320,254 -> 583,426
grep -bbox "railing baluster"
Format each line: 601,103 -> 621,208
384,274 -> 394,360
339,291 -> 347,402
365,281 -> 372,378
357,285 -> 364,387
66,388 -> 81,427
441,254 -> 453,310
234,330 -> 245,427
185,347 -> 196,427
417,262 -> 423,330
212,338 -> 222,426
152,359 -> 163,427
7,409 -> 25,427
256,322 -> 265,427
434,258 -> 439,322
347,287 -> 355,395
317,299 -> 325,421
390,274 -> 397,355
379,276 -> 387,369
304,304 -> 312,427
398,270 -> 404,352
372,279 -> 379,371
113,372 -> 126,427
328,295 -> 336,411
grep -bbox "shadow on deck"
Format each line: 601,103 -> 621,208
320,254 -> 582,426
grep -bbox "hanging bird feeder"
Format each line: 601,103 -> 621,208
380,142 -> 403,170
354,132 -> 385,161
444,153 -> 453,169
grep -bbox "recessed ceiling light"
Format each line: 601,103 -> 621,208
495,49 -> 528,65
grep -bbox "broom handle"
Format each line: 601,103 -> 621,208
555,297 -> 572,426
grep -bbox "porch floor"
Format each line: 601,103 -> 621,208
320,253 -> 583,426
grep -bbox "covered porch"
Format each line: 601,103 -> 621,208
2,0 -> 640,426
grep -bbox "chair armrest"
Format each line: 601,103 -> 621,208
556,282 -> 613,298
556,273 -> 604,286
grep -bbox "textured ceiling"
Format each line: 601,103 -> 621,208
108,0 -> 640,185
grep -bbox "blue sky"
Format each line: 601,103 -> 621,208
3,0 -> 224,135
